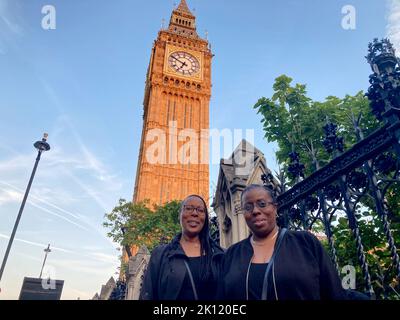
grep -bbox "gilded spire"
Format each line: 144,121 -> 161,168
176,0 -> 193,16
168,0 -> 198,38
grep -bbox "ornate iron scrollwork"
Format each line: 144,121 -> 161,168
348,170 -> 368,190
324,184 -> 341,202
304,195 -> 319,212
287,151 -> 305,180
374,153 -> 397,175
323,122 -> 344,154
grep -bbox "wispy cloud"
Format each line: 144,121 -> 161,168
387,0 -> 400,52
54,119 -> 123,212
0,181 -> 117,248
29,200 -> 91,232
63,116 -> 123,192
0,137 -> 117,190
0,189 -> 21,205
26,82 -> 124,208
0,153 -> 34,173
1,15 -> 23,35
0,0 -> 25,55
0,232 -> 74,254
89,252 -> 119,264
0,76 -> 124,297
1,181 -> 83,222
0,183 -> 90,232
0,233 -> 118,266
0,0 -> 23,34
47,258 -> 118,277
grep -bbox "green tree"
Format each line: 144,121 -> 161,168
254,75 -> 400,298
103,199 -> 182,252
254,75 -> 379,177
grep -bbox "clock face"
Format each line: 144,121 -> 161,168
168,51 -> 200,76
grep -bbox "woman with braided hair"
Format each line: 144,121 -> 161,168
140,194 -> 224,300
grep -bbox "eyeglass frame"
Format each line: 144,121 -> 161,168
182,205 -> 206,215
241,200 -> 277,214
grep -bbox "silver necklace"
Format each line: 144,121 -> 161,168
251,230 -> 279,246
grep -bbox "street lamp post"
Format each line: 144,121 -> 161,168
39,244 -> 51,279
0,134 -> 51,283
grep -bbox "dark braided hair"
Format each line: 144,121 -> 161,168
180,195 -> 214,282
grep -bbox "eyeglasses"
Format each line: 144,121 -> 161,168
183,205 -> 206,214
242,200 -> 276,214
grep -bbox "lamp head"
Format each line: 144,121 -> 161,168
34,133 -> 51,152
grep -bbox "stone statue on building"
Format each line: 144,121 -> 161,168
125,246 -> 150,300
96,277 -> 116,300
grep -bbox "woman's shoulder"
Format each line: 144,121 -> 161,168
287,230 -> 316,239
285,229 -> 323,247
284,229 -> 328,260
150,244 -> 170,258
225,237 -> 250,255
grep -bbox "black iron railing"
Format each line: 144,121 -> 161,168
262,39 -> 400,299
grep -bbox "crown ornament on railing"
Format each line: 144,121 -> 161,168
261,172 -> 280,198
322,122 -> 344,155
366,38 -> 400,122
287,151 -> 305,180
366,38 -> 398,73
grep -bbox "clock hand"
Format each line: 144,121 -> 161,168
177,61 -> 188,70
171,55 -> 185,67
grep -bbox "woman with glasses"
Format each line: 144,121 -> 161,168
218,184 -> 346,300
140,194 -> 224,300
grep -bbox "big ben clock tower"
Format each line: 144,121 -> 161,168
133,0 -> 211,206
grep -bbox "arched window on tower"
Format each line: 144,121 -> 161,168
183,103 -> 188,128
166,100 -> 171,126
189,103 -> 192,128
172,100 -> 176,121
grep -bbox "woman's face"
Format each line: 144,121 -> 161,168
180,196 -> 206,237
242,188 -> 277,238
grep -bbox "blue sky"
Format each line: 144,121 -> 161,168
0,0 -> 395,299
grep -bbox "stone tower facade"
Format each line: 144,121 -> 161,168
133,0 -> 211,206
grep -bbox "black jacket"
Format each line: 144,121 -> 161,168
140,234 -> 224,300
219,229 -> 347,300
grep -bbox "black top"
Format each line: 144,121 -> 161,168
219,230 -> 347,300
177,257 -> 200,300
177,256 -> 216,300
140,233 -> 224,300
248,263 -> 268,300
